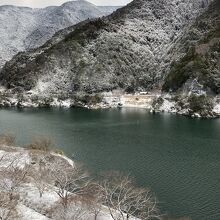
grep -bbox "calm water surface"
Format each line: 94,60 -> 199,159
0,108 -> 220,219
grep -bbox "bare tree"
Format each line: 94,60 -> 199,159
0,152 -> 28,220
26,136 -> 53,151
50,164 -> 90,208
0,134 -> 15,146
30,151 -> 60,198
49,195 -> 89,220
88,192 -> 103,220
28,158 -> 51,198
99,172 -> 161,220
0,154 -> 29,198
81,183 -> 104,220
0,191 -> 20,220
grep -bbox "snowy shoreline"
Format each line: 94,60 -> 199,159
0,85 -> 220,118
0,144 -> 149,220
0,146 -> 112,220
0,90 -> 220,119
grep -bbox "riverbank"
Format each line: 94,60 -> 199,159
0,144 -> 75,220
0,88 -> 220,118
0,140 -> 194,220
0,132 -> 164,220
0,144 -> 128,220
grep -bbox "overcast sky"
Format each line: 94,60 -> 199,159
0,0 -> 132,7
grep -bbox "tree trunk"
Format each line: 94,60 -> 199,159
63,196 -> 68,209
95,213 -> 98,220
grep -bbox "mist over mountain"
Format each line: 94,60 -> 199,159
0,0 -> 119,67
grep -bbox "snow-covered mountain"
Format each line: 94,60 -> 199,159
0,0 -> 212,91
0,0 -> 119,67
0,0 -> 219,117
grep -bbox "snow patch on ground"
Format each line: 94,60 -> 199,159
159,99 -> 176,113
213,103 -> 220,114
34,81 -> 51,94
0,150 -> 31,169
18,204 -> 50,220
50,152 -> 74,167
103,92 -> 157,109
19,183 -> 60,214
0,146 -> 141,220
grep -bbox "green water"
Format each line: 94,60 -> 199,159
0,108 -> 220,219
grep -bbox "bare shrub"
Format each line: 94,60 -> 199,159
0,191 -> 20,220
54,149 -> 64,155
26,137 -> 53,151
0,134 -> 15,146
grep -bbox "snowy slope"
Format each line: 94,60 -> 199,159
1,0 -> 219,119
0,0 -> 212,94
0,146 -> 137,220
0,0 -> 119,67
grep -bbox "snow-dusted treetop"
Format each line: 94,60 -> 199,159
0,0 -> 119,67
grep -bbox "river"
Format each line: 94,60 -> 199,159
0,107 -> 220,219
